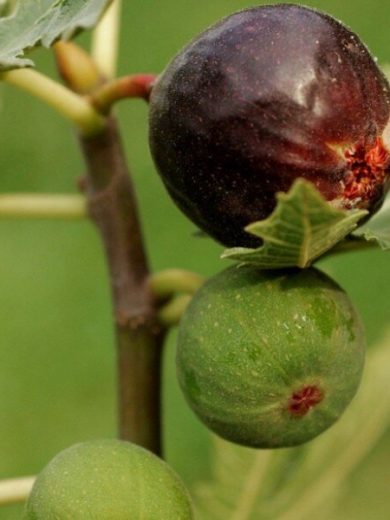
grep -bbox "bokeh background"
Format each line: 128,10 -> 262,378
0,0 -> 389,518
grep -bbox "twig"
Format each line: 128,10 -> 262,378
0,194 -> 86,219
0,476 -> 35,506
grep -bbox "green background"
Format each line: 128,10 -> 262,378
0,0 -> 389,518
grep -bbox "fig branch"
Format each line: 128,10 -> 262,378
78,116 -> 165,454
54,5 -> 166,454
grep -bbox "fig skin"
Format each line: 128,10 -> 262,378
176,266 -> 365,448
25,439 -> 193,519
149,4 -> 390,247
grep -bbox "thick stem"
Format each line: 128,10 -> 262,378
79,118 -> 164,455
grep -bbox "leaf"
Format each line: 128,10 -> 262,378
353,195 -> 390,250
193,332 -> 390,520
221,179 -> 367,269
0,0 -> 112,70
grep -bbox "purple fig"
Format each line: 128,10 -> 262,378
149,4 -> 390,246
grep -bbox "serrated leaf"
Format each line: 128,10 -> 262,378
194,332 -> 390,520
0,0 -> 112,70
353,195 -> 390,250
222,179 -> 367,269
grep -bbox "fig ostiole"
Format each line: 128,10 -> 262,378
25,439 -> 193,519
176,266 -> 365,448
149,4 -> 390,247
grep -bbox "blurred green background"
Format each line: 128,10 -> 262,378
0,0 -> 390,518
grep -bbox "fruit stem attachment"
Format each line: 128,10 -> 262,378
148,269 -> 205,299
158,294 -> 192,327
0,194 -> 86,219
91,0 -> 122,78
0,69 -> 106,136
90,74 -> 157,113
0,476 -> 35,506
78,117 -> 164,456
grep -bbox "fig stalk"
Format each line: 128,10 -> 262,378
90,74 -> 157,114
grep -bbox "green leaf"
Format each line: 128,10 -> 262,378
194,332 -> 390,520
0,0 -> 112,71
353,196 -> 390,250
222,179 -> 367,269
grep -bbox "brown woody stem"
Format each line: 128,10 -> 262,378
79,118 -> 164,455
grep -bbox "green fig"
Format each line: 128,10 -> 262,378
177,266 -> 365,448
25,439 -> 193,519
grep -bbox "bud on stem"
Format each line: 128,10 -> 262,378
54,41 -> 102,94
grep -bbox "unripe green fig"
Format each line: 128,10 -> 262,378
25,439 -> 193,519
177,267 -> 365,448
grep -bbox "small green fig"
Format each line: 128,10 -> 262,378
25,439 -> 193,519
177,266 -> 365,448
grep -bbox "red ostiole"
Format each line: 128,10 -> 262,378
288,385 -> 324,417
343,138 -> 390,206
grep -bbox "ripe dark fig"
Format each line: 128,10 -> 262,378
149,4 -> 390,247
176,266 -> 365,448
